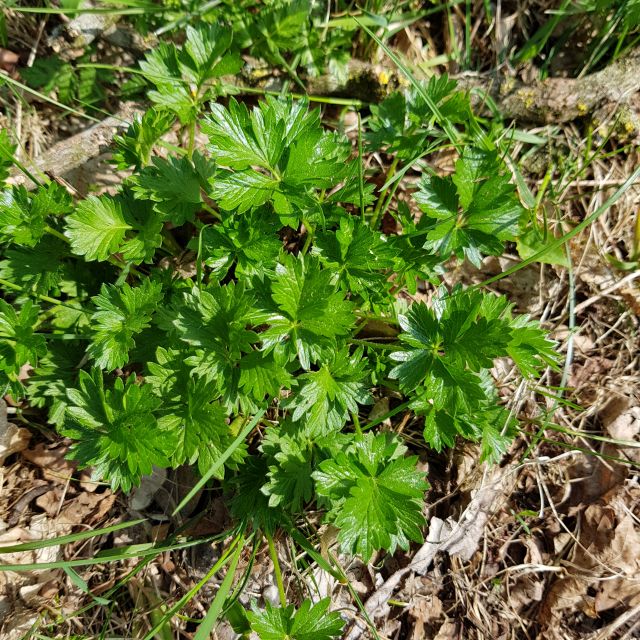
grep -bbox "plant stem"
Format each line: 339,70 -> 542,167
265,530 -> 287,608
187,121 -> 196,159
223,83 -> 367,107
370,157 -> 398,230
355,311 -> 400,325
273,50 -> 306,93
357,111 -> 365,221
201,201 -> 222,220
196,224 -> 209,289
301,218 -> 315,254
352,411 -> 362,437
45,225 -> 70,243
349,338 -> 397,350
0,277 -> 84,312
162,229 -> 183,256
35,332 -> 91,340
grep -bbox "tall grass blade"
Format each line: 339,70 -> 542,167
172,408 -> 266,516
193,535 -> 244,640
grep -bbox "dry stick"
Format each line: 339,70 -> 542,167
573,270 -> 640,314
305,46 -> 640,125
47,3 -> 119,56
457,46 -> 640,125
8,102 -> 142,190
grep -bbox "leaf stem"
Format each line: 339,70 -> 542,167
349,338 -> 398,350
265,530 -> 287,608
370,157 -> 398,230
201,201 -> 222,220
301,218 -> 315,254
187,121 -> 196,159
45,225 -> 70,243
0,277 -> 83,312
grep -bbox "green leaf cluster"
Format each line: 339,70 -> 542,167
0,82 -> 557,575
139,23 -> 241,123
0,300 -> 46,397
248,597 -> 344,640
61,369 -> 175,492
367,75 -> 472,158
390,287 -> 557,461
203,96 -> 361,224
231,0 -> 352,80
314,432 -> 428,560
414,147 -> 525,266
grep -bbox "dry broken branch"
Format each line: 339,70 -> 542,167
457,47 -> 640,127
8,103 -> 142,190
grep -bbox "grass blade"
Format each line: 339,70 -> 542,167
172,408 -> 266,516
0,519 -> 145,554
1,74 -> 101,122
477,164 -> 640,287
354,17 -> 461,147
143,532 -> 243,640
193,534 -> 244,640
0,537 -> 207,572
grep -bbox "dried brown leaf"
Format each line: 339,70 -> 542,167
539,486 -> 640,627
22,443 -> 76,483
0,400 -> 31,465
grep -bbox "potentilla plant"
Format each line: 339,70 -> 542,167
0,24 -> 557,637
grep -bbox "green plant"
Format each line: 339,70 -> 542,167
21,53 -> 112,109
247,598 -> 345,640
0,22 -> 559,634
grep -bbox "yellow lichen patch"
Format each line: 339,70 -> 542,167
516,88 -> 536,110
577,102 -> 589,115
499,77 -> 517,96
378,70 -> 390,86
249,67 -> 272,80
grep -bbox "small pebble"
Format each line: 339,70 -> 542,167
262,584 -> 280,606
